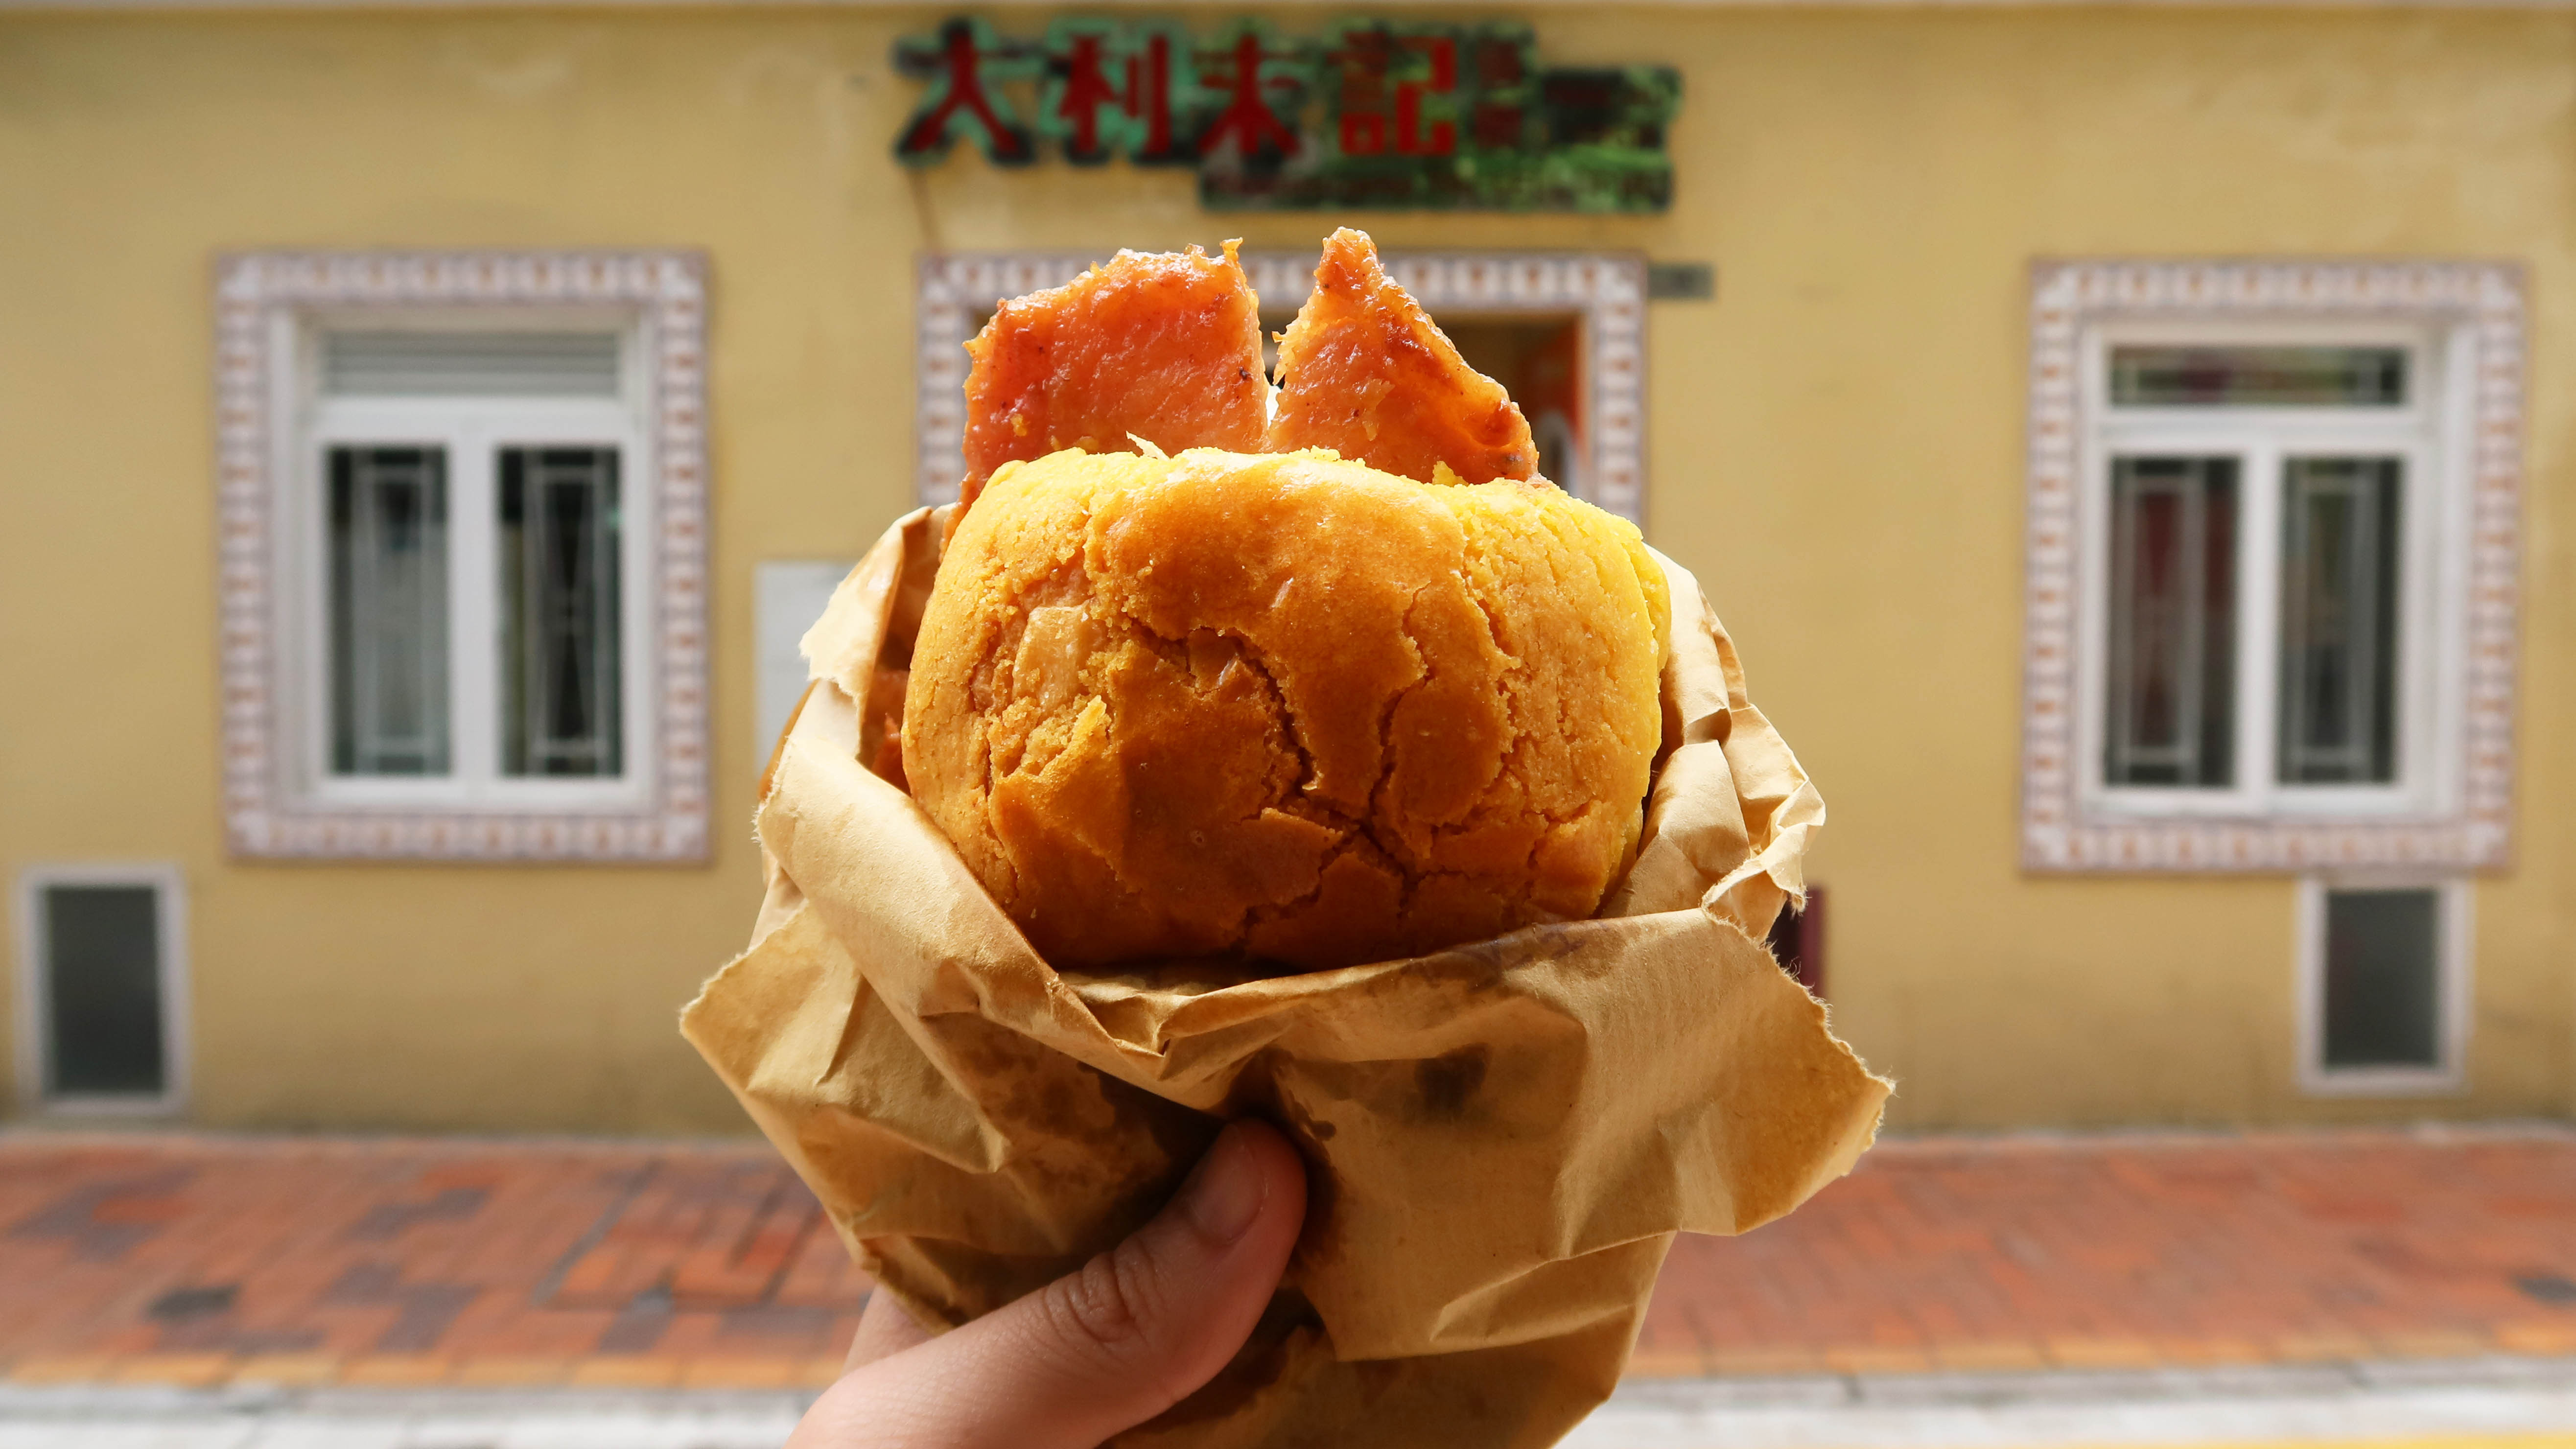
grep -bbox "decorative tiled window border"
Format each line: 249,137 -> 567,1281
213,251 -> 710,862
2021,259 -> 2526,873
914,250 -> 1649,524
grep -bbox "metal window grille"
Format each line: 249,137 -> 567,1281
500,447 -> 623,777
38,884 -> 167,1098
2279,458 -> 2402,785
2105,456 -> 2238,787
328,446 -> 452,776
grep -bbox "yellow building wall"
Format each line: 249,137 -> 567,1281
0,4 -> 2568,1132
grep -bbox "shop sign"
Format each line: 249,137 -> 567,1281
892,18 -> 1681,213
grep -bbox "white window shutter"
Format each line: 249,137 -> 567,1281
322,331 -> 622,398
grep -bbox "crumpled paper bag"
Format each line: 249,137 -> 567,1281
683,503 -> 1888,1449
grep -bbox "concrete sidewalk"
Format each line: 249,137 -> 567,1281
3,1359 -> 2575,1448
2,1125 -> 2572,1412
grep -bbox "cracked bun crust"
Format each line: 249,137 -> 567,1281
902,446 -> 1670,972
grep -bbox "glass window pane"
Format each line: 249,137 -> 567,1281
2109,347 -> 2407,408
2321,887 -> 2441,1069
501,446 -> 624,778
2279,457 -> 2402,785
42,885 -> 166,1097
2105,456 -> 2237,788
329,445 -> 451,776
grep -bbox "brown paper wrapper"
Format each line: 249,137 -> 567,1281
683,504 -> 1889,1449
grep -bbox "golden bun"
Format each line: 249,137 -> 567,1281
902,446 -> 1670,972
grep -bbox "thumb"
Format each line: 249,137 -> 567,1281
791,1120 -> 1309,1449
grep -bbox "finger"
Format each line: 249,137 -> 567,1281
844,1284 -> 935,1372
789,1120 -> 1307,1449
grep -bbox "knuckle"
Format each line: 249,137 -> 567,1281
1043,1236 -> 1170,1369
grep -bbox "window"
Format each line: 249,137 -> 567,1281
2278,455 -> 2402,787
2020,262 -> 2525,872
309,331 -> 636,805
2296,878 -> 2469,1094
2088,331 -> 2435,819
13,865 -> 187,1114
2103,455 -> 2237,789
215,254 -> 709,861
497,445 -> 625,778
916,250 -> 1647,524
328,444 -> 451,776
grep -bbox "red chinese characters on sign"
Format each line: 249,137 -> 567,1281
1038,19 -> 1194,164
893,16 -> 1678,213
1193,25 -> 1311,161
1127,30 -> 1190,162
1468,31 -> 1530,150
1050,27 -> 1120,160
1331,26 -> 1459,158
1398,35 -> 1460,156
893,18 -> 1040,164
898,18 -> 1458,167
1333,28 -> 1395,156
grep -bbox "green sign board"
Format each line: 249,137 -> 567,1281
892,18 -> 1681,213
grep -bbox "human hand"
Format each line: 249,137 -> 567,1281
787,1119 -> 1309,1449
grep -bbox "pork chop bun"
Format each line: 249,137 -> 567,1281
903,231 -> 1670,972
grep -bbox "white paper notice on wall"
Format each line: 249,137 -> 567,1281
754,561 -> 857,765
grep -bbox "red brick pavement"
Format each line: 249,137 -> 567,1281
1635,1129 -> 2576,1378
0,1136 -> 865,1390
2,1128 -> 2572,1389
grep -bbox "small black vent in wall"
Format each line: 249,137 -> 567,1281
39,884 -> 167,1097
2321,887 -> 2441,1070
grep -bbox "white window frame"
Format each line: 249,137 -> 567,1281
2294,874 -> 2471,1097
914,250 -> 1650,525
295,313 -> 651,814
215,254 -> 709,862
12,864 -> 190,1118
2076,318 -> 2463,823
2021,261 -> 2525,873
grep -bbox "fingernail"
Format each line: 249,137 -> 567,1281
1179,1125 -> 1265,1246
